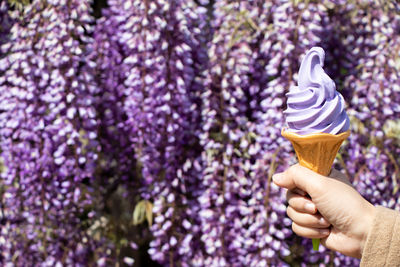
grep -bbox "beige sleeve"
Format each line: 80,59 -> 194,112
360,206 -> 400,267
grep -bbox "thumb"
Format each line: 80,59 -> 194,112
272,164 -> 326,199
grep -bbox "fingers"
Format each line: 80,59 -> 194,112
287,190 -> 317,214
272,164 -> 326,199
286,189 -> 330,238
291,222 -> 330,239
286,189 -> 331,239
286,206 -> 330,228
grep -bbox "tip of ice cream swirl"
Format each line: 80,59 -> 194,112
284,47 -> 350,135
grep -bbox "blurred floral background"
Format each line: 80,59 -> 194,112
0,0 -> 399,266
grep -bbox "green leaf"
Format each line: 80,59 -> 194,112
132,200 -> 146,225
145,201 -> 153,227
133,200 -> 153,226
383,119 -> 400,140
7,0 -> 30,12
120,238 -> 128,247
247,132 -> 257,141
233,148 -> 242,157
340,67 -> 348,75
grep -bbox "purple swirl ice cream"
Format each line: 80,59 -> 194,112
284,47 -> 350,135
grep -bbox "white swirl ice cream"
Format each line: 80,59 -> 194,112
284,47 -> 350,135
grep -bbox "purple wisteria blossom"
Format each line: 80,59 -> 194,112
87,1 -> 141,189
94,0 -> 208,265
0,0 -> 104,265
197,1 -> 300,265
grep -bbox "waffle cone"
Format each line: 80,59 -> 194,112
281,129 -> 350,176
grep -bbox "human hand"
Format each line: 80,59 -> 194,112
272,164 -> 375,259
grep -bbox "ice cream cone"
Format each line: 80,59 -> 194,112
281,129 -> 350,176
281,128 -> 350,251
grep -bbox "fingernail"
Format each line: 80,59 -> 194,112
319,217 -> 329,225
305,203 -> 316,213
272,173 -> 283,183
320,228 -> 330,235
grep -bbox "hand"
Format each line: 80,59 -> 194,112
272,164 -> 375,259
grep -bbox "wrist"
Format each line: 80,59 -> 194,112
358,202 -> 376,258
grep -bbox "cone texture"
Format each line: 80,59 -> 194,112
281,129 -> 350,176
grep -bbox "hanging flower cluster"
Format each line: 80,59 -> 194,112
197,1 -> 295,266
91,0 -> 209,265
0,0 -> 106,265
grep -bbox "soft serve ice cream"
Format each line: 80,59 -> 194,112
284,47 -> 350,135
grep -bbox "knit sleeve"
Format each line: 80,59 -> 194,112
360,206 -> 400,267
